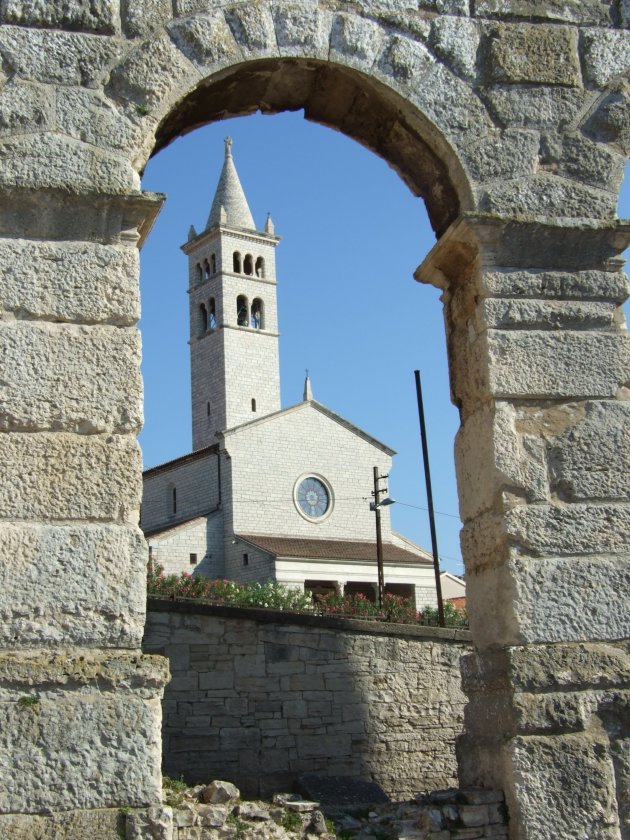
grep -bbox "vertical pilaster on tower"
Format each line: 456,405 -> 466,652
181,139 -> 282,450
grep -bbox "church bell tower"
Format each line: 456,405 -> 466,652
182,137 -> 281,450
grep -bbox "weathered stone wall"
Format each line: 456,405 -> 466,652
144,599 -> 472,800
0,1 -> 628,837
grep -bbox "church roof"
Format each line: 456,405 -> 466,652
236,535 -> 432,565
206,136 -> 256,231
220,399 -> 396,456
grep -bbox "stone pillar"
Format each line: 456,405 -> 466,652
0,189 -> 170,836
416,214 -> 630,840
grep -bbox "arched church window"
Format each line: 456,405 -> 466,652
243,254 -> 253,276
208,297 -> 216,330
203,258 -> 210,280
237,295 -> 249,326
211,253 -> 217,274
251,398 -> 256,412
251,298 -> 263,330
255,257 -> 265,278
233,252 -> 241,273
195,263 -> 202,285
199,302 -> 208,334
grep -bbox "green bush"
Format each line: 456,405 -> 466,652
420,600 -> 468,628
148,566 -> 312,612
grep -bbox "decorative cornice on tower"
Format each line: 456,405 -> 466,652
206,137 -> 256,232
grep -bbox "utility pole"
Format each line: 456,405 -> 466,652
414,370 -> 445,628
370,467 -> 388,608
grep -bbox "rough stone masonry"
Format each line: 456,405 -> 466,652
0,2 -> 629,839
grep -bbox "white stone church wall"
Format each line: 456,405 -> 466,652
225,404 -> 392,542
141,450 -> 220,533
148,512 -> 225,578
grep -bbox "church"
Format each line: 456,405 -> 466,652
140,138 -> 438,609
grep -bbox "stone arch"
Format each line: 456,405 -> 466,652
0,4 -> 629,839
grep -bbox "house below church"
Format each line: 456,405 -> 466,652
141,138 -> 437,609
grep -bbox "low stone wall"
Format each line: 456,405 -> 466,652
144,599 -> 472,800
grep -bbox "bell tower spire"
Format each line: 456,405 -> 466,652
182,139 -> 282,450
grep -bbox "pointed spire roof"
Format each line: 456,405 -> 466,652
206,137 -> 256,231
303,371 -> 313,401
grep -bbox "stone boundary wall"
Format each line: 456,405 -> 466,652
144,599 -> 472,800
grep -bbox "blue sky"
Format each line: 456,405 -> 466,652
139,111 -> 630,576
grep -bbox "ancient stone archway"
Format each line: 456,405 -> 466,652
0,3 -> 629,838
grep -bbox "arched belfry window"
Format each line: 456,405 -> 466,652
195,263 -> 202,285
208,297 -> 216,330
255,257 -> 265,278
251,298 -> 264,330
243,254 -> 253,276
203,258 -> 210,280
199,302 -> 208,334
237,295 -> 249,326
211,253 -> 217,274
233,252 -> 241,273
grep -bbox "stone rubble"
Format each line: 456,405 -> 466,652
162,780 -> 507,840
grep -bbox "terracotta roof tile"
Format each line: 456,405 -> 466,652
237,534 -> 432,565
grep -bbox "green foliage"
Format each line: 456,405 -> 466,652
148,566 -> 312,611
17,695 -> 40,709
420,600 -> 468,628
317,591 -> 419,624
281,809 -> 303,833
227,812 -> 248,839
162,775 -> 188,807
135,104 -> 151,115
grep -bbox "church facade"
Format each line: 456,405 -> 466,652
141,139 -> 437,609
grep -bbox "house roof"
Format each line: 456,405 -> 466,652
236,534 -> 432,565
143,443 -> 218,479
221,399 -> 396,456
144,508 -> 221,539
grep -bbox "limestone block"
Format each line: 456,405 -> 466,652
508,734 -> 620,840
0,652 -> 168,812
377,34 -> 435,85
480,174 -> 617,219
329,13 -> 386,71
460,129 -> 538,182
0,523 -> 147,648
583,89 -> 630,156
0,432 -> 141,522
487,23 -> 581,86
0,25 -> 123,87
461,504 -> 630,563
168,12 -> 242,74
547,400 -> 630,501
473,0 -> 615,25
55,86 -> 147,158
122,0 -> 173,37
271,3 -> 333,59
506,643 -> 630,693
480,270 -> 629,304
0,79 -> 54,134
455,402 -> 548,522
0,0 -> 120,34
483,85 -> 588,129
107,33 -> 200,113
466,555 -> 630,648
479,298 -> 617,330
224,3 -> 278,58
0,809 -> 125,840
556,133 -> 626,192
430,16 -> 480,80
0,322 -> 142,433
0,133 -> 138,194
410,62 -> 492,143
125,806 -> 173,839
483,330 -> 630,399
0,239 -> 139,324
582,29 -> 630,88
